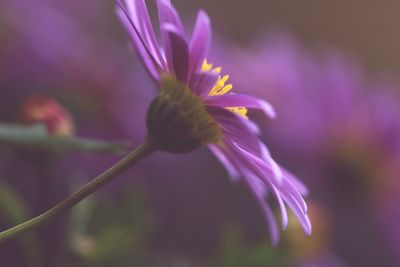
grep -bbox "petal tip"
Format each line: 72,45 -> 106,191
259,99 -> 277,119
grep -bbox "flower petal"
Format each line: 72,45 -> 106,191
189,10 -> 211,80
229,141 -> 309,234
281,177 -> 308,213
281,191 -> 312,235
223,137 -> 279,186
249,181 -> 280,245
116,4 -> 160,81
161,23 -> 189,83
204,93 -> 276,119
189,71 -> 219,96
157,0 -> 185,34
208,144 -> 240,181
207,105 -> 259,133
270,185 -> 289,229
122,0 -> 164,67
224,147 -> 280,244
208,106 -> 264,156
282,168 -> 309,195
157,0 -> 185,74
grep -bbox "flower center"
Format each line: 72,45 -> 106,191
202,60 -> 248,117
146,76 -> 222,153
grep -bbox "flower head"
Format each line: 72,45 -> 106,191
116,0 -> 311,243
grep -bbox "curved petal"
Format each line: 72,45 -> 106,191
224,146 -> 280,245
281,178 -> 308,213
282,168 -> 309,195
222,137 -> 279,187
220,138 -> 311,240
122,0 -> 164,67
250,182 -> 280,245
281,192 -> 312,235
229,141 -> 308,235
207,105 -> 259,134
116,4 -> 160,81
204,93 -> 276,119
233,141 -> 283,185
189,71 -> 219,96
208,144 -> 240,181
157,0 -> 185,33
157,0 -> 185,72
162,23 -> 189,83
264,184 -> 288,229
189,10 -> 211,80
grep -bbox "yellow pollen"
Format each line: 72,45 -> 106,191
202,60 -> 248,117
213,67 -> 222,74
201,59 -> 213,72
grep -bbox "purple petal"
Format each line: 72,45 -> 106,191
208,144 -> 240,181
270,185 -> 289,229
220,121 -> 263,157
189,10 -> 211,80
157,0 -> 185,69
208,106 -> 264,156
207,105 -> 259,134
235,142 -> 283,185
225,138 -> 279,186
116,4 -> 160,81
215,135 -> 311,239
282,168 -> 309,195
230,154 -> 280,244
157,0 -> 185,34
222,140 -> 311,240
162,23 -> 189,83
281,177 -> 308,213
281,192 -> 312,235
204,93 -> 276,119
122,0 -> 164,67
260,144 -> 283,183
237,144 -> 310,234
189,72 -> 219,96
251,185 -> 280,245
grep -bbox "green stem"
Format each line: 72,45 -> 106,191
0,124 -> 130,155
0,139 -> 155,242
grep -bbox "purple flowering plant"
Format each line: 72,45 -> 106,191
0,0 -> 310,245
116,0 -> 311,242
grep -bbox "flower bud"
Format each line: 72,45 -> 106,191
146,77 -> 221,154
18,96 -> 75,136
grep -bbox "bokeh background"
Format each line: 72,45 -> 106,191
1,0 -> 400,266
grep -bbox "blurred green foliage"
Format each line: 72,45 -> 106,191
0,178 -> 292,267
208,225 -> 287,267
65,187 -> 151,267
0,182 -> 41,267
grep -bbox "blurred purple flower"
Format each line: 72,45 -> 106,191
0,0 -> 153,189
218,33 -> 400,266
115,0 -> 311,243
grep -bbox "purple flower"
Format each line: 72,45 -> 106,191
115,0 -> 311,243
217,33 -> 400,265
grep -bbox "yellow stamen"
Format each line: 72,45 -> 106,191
201,59 -> 213,72
213,67 -> 222,74
202,60 -> 248,118
227,107 -> 248,117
